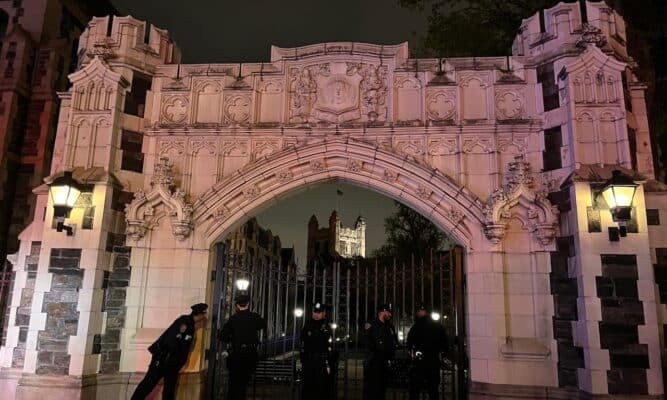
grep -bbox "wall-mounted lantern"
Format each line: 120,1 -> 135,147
235,278 -> 250,291
599,170 -> 638,241
49,171 -> 82,236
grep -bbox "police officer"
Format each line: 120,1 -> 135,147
131,302 -> 208,400
300,302 -> 333,399
363,303 -> 398,400
407,303 -> 448,400
220,294 -> 267,400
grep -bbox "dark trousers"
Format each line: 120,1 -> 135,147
363,358 -> 388,400
226,349 -> 258,400
301,356 -> 330,399
131,361 -> 180,400
409,358 -> 440,400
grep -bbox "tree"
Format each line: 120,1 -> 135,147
398,0 -> 667,182
372,201 -> 449,261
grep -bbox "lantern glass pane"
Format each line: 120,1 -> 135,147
612,185 -> 636,208
50,185 -> 71,207
66,187 -> 81,208
601,186 -> 617,208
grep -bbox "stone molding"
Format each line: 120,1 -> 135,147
482,155 -> 559,246
124,157 -> 193,242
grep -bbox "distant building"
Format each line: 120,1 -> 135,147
306,210 -> 366,273
225,217 -> 282,268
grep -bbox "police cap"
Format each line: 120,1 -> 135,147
312,302 -> 327,313
235,294 -> 250,306
191,303 -> 208,315
377,303 -> 393,313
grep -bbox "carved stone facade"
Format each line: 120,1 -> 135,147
1,2 -> 666,400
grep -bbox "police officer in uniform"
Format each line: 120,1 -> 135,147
363,303 -> 398,400
300,302 -> 333,399
220,294 -> 267,400
407,303 -> 448,400
131,303 -> 208,400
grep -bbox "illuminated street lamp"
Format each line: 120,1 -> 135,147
599,170 -> 639,240
431,312 -> 441,321
294,308 -> 304,318
235,278 -> 250,291
48,171 -> 82,236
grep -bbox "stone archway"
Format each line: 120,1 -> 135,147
122,135 -> 560,395
193,136 -> 486,250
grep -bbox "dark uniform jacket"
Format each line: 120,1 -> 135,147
300,318 -> 332,358
364,318 -> 398,363
407,317 -> 448,359
148,314 -> 195,370
220,310 -> 267,348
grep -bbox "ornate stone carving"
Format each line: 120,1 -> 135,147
444,207 -> 465,225
428,138 -> 458,155
252,140 -> 280,160
383,169 -> 398,182
462,137 -> 493,153
289,66 -> 319,123
221,140 -> 248,156
161,95 -> 189,124
426,91 -> 456,121
347,159 -> 362,172
350,63 -> 388,122
212,206 -> 230,221
88,37 -> 116,60
276,170 -> 293,184
576,23 -> 607,49
224,95 -> 251,125
482,155 -> 559,245
416,185 -> 432,200
243,185 -> 261,200
495,91 -> 524,120
310,159 -> 326,172
125,157 -> 194,241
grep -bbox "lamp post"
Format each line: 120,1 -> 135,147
235,278 -> 250,292
599,170 -> 639,240
48,171 -> 83,236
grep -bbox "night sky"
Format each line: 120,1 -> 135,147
110,0 -> 429,63
110,1 -> 431,263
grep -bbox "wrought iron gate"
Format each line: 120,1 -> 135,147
206,243 -> 468,399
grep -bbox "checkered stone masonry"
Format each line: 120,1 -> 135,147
597,254 -> 649,395
99,233 -> 131,373
35,248 -> 83,375
12,241 -> 40,368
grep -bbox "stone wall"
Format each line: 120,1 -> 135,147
551,237 -> 584,387
11,241 -> 40,368
99,233 -> 131,373
597,254 -> 648,395
35,248 -> 82,375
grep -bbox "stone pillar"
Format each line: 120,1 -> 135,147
568,180 -> 664,396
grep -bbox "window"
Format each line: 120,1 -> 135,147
627,126 -> 638,171
543,126 -> 562,171
123,73 -> 152,117
537,63 -> 559,111
657,248 -> 667,266
647,209 -> 660,226
82,206 -> 95,230
120,130 -> 144,173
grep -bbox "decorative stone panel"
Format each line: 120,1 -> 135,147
36,248 -> 83,375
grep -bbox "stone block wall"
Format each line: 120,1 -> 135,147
11,241 -> 40,368
99,233 -> 131,373
551,237 -> 584,387
35,248 -> 82,375
597,254 -> 648,395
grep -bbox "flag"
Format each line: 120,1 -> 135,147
337,189 -> 343,196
